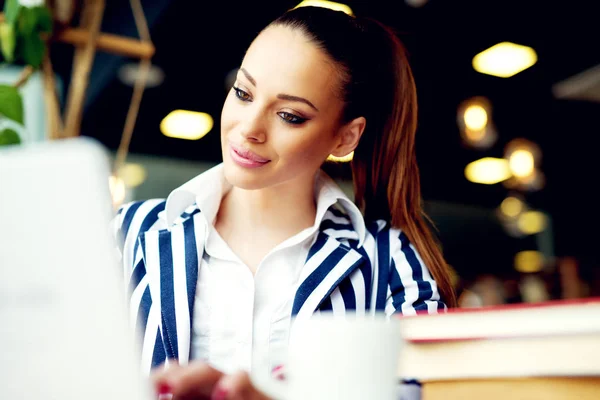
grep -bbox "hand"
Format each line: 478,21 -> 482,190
151,361 -> 273,400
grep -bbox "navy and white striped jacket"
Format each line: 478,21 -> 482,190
112,167 -> 447,379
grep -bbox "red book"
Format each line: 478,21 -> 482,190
399,297 -> 600,343
395,298 -> 600,381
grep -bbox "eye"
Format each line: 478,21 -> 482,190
232,86 -> 251,102
277,112 -> 307,125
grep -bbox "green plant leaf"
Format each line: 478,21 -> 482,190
4,0 -> 21,25
0,84 -> 24,124
18,7 -> 37,36
0,128 -> 21,146
20,31 -> 45,68
0,22 -> 17,62
35,6 -> 53,34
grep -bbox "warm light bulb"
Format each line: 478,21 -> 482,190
509,149 -> 535,178
515,250 -> 544,273
118,163 -> 147,188
464,157 -> 511,184
517,211 -> 548,235
500,196 -> 523,218
293,0 -> 353,15
160,110 -> 213,140
457,97 -> 496,149
464,105 -> 488,131
473,42 -> 538,78
327,151 -> 354,162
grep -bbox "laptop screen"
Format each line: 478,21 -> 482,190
0,138 -> 152,400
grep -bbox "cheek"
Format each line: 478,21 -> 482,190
276,130 -> 333,165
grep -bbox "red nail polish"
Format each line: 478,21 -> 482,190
157,383 -> 172,395
272,364 -> 284,373
272,364 -> 286,381
211,387 -> 228,400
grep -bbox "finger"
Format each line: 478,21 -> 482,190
153,361 -> 224,399
151,362 -> 183,394
213,371 -> 270,400
271,365 -> 286,382
213,371 -> 249,399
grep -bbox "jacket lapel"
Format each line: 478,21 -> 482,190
139,205 -> 205,365
292,231 -> 367,322
137,198 -> 366,362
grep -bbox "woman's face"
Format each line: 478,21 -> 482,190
221,25 -> 346,191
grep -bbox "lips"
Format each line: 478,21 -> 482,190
229,142 -> 270,167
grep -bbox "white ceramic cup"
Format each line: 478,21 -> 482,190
286,312 -> 402,400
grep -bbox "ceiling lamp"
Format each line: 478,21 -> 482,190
473,42 -> 538,78
464,104 -> 487,131
514,250 -> 545,273
503,138 -> 544,191
117,163 -> 147,188
457,96 -> 497,149
495,193 -> 530,238
517,211 -> 548,235
294,0 -> 353,15
509,149 -> 535,178
160,110 -> 213,140
327,151 -> 354,162
500,195 -> 525,219
464,157 -> 511,184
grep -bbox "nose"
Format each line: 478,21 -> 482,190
239,107 -> 267,143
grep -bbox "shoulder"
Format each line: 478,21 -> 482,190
362,219 -> 435,287
318,206 -> 402,249
369,221 -> 447,314
365,220 -> 428,274
319,205 -> 417,254
361,219 -> 410,249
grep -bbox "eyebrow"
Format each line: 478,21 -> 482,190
239,68 -> 256,86
277,94 -> 319,112
239,67 -> 320,112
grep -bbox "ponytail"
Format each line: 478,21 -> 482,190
272,7 -> 456,307
352,20 -> 457,307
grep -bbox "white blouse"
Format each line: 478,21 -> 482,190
177,165 -> 362,385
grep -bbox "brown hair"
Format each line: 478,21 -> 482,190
272,7 -> 456,307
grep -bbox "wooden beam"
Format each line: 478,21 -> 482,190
63,0 -> 105,138
54,27 -> 155,59
0,13 -> 155,59
42,54 -> 64,139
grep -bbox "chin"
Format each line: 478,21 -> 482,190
222,159 -> 273,190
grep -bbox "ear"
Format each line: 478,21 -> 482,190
330,116 -> 367,158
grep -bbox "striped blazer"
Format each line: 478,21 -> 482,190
113,191 -> 447,376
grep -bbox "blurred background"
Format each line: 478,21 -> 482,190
2,0 -> 599,307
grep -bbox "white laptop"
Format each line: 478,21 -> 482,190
0,138 -> 152,400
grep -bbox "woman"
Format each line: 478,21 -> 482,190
113,5 -> 456,400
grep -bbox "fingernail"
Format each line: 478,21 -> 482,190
157,382 -> 172,395
272,364 -> 286,381
275,372 -> 286,381
211,387 -> 228,400
272,364 -> 284,373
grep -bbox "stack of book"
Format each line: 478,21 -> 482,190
396,298 -> 600,400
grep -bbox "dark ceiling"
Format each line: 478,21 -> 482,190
50,0 -> 600,270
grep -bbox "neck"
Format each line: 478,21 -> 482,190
217,173 -> 318,238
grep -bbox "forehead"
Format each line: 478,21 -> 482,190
240,25 -> 342,107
